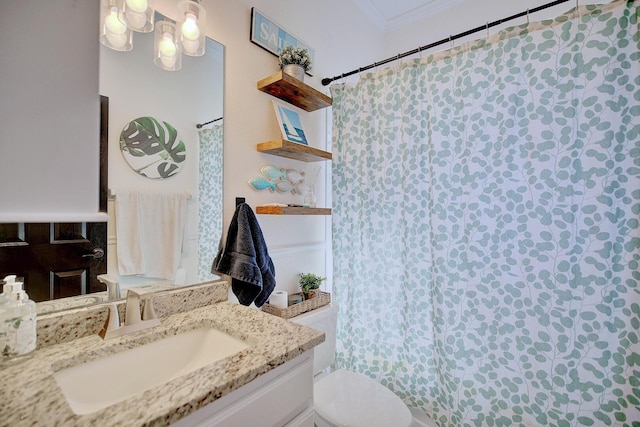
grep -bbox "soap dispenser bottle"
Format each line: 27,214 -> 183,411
0,275 -> 17,304
0,278 -> 37,357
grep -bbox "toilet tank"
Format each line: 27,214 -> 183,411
290,303 -> 338,376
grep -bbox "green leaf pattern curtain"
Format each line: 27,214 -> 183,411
331,1 -> 640,425
197,124 -> 224,282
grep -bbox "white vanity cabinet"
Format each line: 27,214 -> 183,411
172,351 -> 314,427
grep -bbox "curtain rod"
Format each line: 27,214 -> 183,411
196,116 -> 223,129
321,0 -> 570,86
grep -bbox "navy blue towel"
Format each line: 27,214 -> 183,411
212,203 -> 276,307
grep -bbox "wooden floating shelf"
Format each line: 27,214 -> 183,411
257,71 -> 332,112
256,206 -> 331,215
257,139 -> 332,162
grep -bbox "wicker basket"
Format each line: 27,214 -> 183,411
262,291 -> 331,319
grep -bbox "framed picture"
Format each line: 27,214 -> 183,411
250,7 -> 316,76
272,100 -> 308,145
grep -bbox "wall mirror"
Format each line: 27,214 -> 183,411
101,12 -> 224,292
0,6 -> 224,314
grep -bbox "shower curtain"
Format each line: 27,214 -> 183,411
197,124 -> 224,282
331,1 -> 640,425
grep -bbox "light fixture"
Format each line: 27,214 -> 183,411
99,0 -> 133,51
123,0 -> 154,33
177,0 -> 206,57
99,0 -> 207,71
154,20 -> 181,71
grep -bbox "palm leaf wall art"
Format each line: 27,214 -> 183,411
119,116 -> 186,179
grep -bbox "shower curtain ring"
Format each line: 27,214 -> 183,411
486,22 -> 489,36
526,9 -> 530,24
449,35 -> 453,49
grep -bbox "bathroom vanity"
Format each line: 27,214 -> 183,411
0,281 -> 324,426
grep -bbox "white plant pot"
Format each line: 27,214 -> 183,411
282,64 -> 305,82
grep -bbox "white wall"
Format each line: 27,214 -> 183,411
383,0 -> 602,59
0,0 -> 104,222
154,0 -> 384,298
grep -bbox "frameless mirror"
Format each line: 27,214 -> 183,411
101,15 -> 224,292
0,7 -> 224,314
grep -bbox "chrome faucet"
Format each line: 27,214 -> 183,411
97,274 -> 121,301
99,288 -> 161,340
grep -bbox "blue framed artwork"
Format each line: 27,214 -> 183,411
272,101 -> 308,145
250,7 -> 315,76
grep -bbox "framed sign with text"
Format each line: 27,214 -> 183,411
250,7 -> 316,76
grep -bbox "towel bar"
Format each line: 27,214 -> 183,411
108,189 -> 192,200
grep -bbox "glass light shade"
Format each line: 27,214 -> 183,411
123,0 -> 154,33
154,20 -> 182,71
177,0 -> 206,57
99,0 -> 133,51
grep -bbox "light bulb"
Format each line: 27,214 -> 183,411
125,11 -> 146,30
125,0 -> 148,13
106,33 -> 127,49
105,7 -> 126,34
180,39 -> 199,55
181,13 -> 200,40
159,33 -> 177,68
160,54 -> 177,68
103,7 -> 128,49
159,34 -> 177,56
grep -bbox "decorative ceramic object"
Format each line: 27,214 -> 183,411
248,176 -> 277,192
283,64 -> 305,81
119,116 -> 186,179
250,165 -> 306,194
260,165 -> 287,180
275,180 -> 294,193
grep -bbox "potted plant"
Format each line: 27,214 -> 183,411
298,273 -> 325,300
278,45 -> 312,82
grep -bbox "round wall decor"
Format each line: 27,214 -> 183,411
119,116 -> 186,179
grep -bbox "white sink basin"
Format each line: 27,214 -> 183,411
54,327 -> 249,415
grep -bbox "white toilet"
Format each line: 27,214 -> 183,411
291,303 -> 414,427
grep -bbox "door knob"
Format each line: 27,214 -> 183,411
82,248 -> 105,259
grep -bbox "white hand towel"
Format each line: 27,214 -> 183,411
116,191 -> 189,280
115,191 -> 144,276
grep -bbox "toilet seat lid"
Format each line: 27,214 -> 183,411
314,369 -> 412,427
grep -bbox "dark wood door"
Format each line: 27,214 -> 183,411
0,96 -> 109,303
0,223 -> 107,302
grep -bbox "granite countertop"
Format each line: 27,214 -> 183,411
35,284 -> 179,315
0,301 -> 324,427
